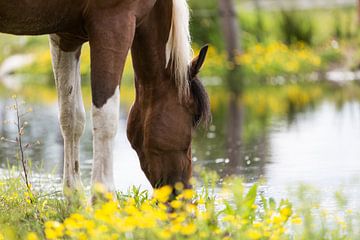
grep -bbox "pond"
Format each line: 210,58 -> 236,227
0,94 -> 360,209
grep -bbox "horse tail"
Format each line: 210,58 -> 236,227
166,0 -> 193,102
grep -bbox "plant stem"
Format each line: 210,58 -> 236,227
14,98 -> 32,199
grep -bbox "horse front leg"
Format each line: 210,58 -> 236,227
89,15 -> 136,193
49,34 -> 86,196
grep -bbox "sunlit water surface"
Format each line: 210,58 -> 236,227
1,98 -> 360,209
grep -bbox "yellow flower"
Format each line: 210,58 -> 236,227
175,182 -> 184,191
280,206 -> 292,218
64,218 -> 78,230
253,222 -> 263,228
264,230 -> 272,237
247,229 -> 262,240
185,203 -> 197,214
240,219 -> 249,225
346,209 -> 353,214
114,220 -> 134,233
153,186 -> 173,202
170,223 -> 182,233
270,233 -> 280,240
110,233 -> 120,240
44,229 -> 57,240
173,213 -> 186,224
272,215 -> 284,225
105,192 -> 114,201
291,217 -> 302,225
214,227 -> 222,235
45,221 -> 64,239
170,200 -> 182,209
97,225 -> 109,233
223,215 -> 236,224
180,223 -> 197,235
138,215 -> 157,229
84,220 -> 96,232
158,229 -> 172,239
124,205 -> 139,216
77,232 -> 88,240
26,232 -> 38,240
199,231 -> 209,238
153,209 -> 168,221
70,213 -> 85,222
198,211 -> 210,221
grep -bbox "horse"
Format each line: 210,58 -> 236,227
0,0 -> 210,196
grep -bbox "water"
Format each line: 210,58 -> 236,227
1,97 -> 360,208
266,101 -> 360,209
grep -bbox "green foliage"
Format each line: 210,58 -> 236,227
278,10 -> 314,46
238,42 -> 321,82
238,10 -> 272,49
319,41 -> 343,66
333,7 -> 357,40
1,173 -> 360,239
0,177 -> 71,239
189,0 -> 223,50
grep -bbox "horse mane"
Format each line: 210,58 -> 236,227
190,76 -> 211,128
166,0 -> 193,102
166,0 -> 211,127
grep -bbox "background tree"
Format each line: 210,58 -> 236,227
218,0 -> 243,172
358,0 -> 360,24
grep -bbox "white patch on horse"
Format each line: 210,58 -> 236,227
166,0 -> 193,101
91,88 -> 120,192
49,34 -> 86,192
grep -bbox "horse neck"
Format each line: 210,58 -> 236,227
131,0 -> 174,91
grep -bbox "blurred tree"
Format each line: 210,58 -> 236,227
279,10 -> 314,45
218,0 -> 241,64
218,0 -> 243,171
253,0 -> 265,42
358,0 -> 360,25
218,0 -> 243,94
189,0 -> 223,50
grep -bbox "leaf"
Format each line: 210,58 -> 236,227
261,194 -> 268,211
269,198 -> 277,210
244,184 -> 258,207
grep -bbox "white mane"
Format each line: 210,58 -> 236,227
166,0 -> 193,101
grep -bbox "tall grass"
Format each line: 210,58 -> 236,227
1,174 -> 360,239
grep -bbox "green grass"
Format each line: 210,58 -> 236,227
236,6 -> 358,47
0,172 -> 360,240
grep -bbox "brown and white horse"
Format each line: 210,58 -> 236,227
0,0 -> 210,195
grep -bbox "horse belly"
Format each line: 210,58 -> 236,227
0,0 -> 84,35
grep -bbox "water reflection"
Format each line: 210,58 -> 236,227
223,93 -> 270,182
192,89 -> 270,183
192,98 -> 360,207
225,93 -> 243,176
1,97 -> 360,205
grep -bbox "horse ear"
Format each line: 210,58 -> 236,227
190,45 -> 209,78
